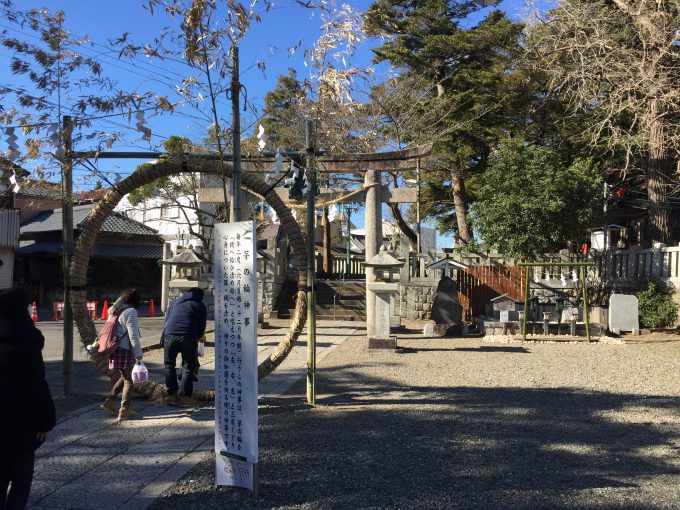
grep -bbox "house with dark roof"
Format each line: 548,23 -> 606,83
15,204 -> 163,304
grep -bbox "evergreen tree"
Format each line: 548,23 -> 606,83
365,1 -> 525,245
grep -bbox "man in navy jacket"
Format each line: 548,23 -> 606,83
162,287 -> 207,405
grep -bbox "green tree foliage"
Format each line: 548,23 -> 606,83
364,0 -> 525,244
636,281 -> 679,329
469,139 -> 603,259
525,0 -> 680,244
259,68 -> 311,151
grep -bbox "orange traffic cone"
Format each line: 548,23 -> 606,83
31,301 -> 39,322
100,300 -> 109,320
149,298 -> 155,317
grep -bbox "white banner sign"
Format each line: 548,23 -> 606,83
214,221 -> 258,490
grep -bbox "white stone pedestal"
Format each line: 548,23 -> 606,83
368,282 -> 398,349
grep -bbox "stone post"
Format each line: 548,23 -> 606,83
543,311 -> 550,335
161,242 -> 171,313
365,170 -> 383,338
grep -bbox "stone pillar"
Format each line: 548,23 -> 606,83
364,170 -> 383,338
160,242 -> 171,313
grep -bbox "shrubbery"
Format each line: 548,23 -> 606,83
635,282 -> 678,329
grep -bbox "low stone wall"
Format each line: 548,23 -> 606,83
399,282 -> 436,320
480,319 -> 606,338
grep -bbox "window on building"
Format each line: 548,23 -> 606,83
160,204 -> 180,219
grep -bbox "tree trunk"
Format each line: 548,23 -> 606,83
388,203 -> 418,250
646,101 -> 674,245
322,207 -> 331,276
450,167 -> 472,244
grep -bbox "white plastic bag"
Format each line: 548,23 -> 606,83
131,361 -> 149,384
197,341 -> 205,358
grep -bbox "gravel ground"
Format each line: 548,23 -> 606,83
151,330 -> 680,509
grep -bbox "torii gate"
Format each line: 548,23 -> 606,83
197,144 -> 432,339
68,144 -> 430,401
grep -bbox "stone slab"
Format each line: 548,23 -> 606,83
608,294 -> 639,334
423,323 -> 449,337
431,277 -> 462,325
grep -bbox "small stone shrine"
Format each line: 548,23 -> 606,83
490,294 -> 521,322
608,294 -> 640,334
364,246 -> 405,350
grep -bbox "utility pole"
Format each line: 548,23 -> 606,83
305,119 -> 316,405
230,46 -> 242,222
416,159 -> 421,253
61,115 -> 74,396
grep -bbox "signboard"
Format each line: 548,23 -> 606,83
213,221 -> 258,490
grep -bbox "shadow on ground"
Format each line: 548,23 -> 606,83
150,363 -> 680,509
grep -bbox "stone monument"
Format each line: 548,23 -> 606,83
608,294 -> 639,334
424,257 -> 467,337
431,276 -> 463,324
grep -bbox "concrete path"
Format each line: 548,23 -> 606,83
27,321 -> 362,510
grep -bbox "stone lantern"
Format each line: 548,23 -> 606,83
363,245 -> 405,349
161,248 -> 208,298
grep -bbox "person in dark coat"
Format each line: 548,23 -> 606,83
0,288 -> 55,510
162,287 -> 207,406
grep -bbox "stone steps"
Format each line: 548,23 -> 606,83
275,279 -> 367,320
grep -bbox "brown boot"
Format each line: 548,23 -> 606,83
178,395 -> 196,407
165,393 -> 180,406
100,398 -> 117,414
117,408 -> 138,421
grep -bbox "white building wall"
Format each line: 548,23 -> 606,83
115,178 -> 217,254
0,248 -> 14,290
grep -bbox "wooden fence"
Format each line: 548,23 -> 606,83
457,265 -> 525,319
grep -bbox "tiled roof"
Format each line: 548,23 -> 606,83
21,204 -> 159,236
78,188 -> 109,202
17,179 -> 62,200
0,158 -> 29,177
18,239 -> 161,259
15,180 -> 110,202
93,243 -> 162,259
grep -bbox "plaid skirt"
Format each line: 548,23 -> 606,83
109,347 -> 135,370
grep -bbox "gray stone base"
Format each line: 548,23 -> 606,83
423,323 -> 449,337
423,323 -> 464,337
368,336 -> 397,350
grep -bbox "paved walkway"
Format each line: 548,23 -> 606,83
27,321 -> 361,510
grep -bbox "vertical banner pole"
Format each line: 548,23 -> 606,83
306,119 -> 316,405
230,46 -> 242,223
214,221 -> 258,492
346,206 -> 351,278
61,115 -> 74,396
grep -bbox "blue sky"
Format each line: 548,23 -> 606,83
2,0 -> 539,249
